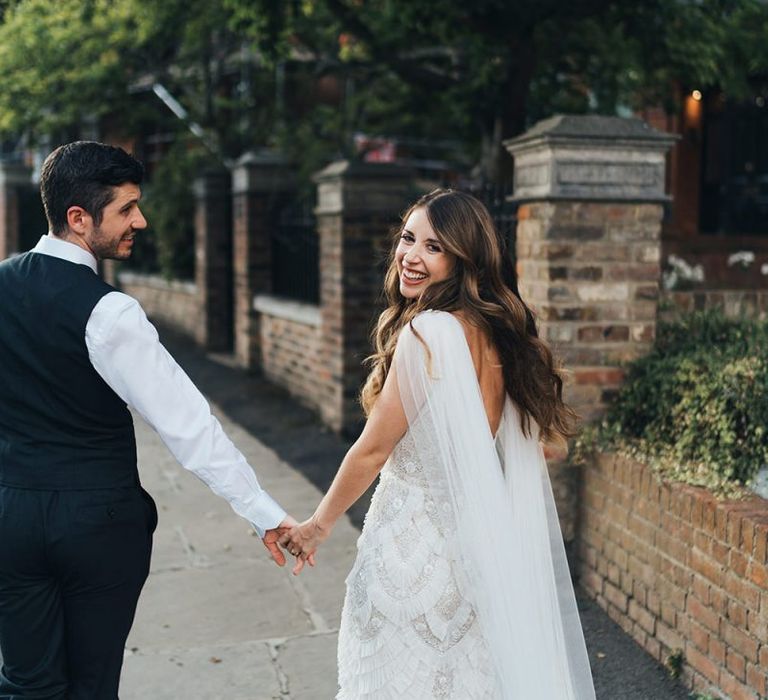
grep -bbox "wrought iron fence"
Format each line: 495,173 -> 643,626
18,187 -> 48,252
267,182 -> 515,307
467,181 -> 518,267
270,196 -> 319,304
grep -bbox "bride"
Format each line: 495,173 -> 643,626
282,189 -> 596,699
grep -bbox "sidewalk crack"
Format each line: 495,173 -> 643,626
286,571 -> 330,633
174,525 -> 212,568
267,640 -> 292,699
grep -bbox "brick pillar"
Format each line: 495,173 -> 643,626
313,161 -> 414,435
194,168 -> 232,351
231,150 -> 294,369
0,162 -> 32,259
505,115 -> 676,542
100,260 -> 118,286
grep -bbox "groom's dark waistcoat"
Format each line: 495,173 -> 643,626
0,251 -> 138,489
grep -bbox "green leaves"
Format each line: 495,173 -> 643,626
137,140 -> 208,281
0,0 -> 150,137
1,0 -> 767,181
593,311 -> 768,495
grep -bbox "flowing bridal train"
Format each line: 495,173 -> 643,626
336,312 -> 595,699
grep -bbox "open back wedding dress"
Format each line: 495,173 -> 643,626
336,311 -> 595,699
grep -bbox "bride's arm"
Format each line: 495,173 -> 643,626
281,367 -> 408,568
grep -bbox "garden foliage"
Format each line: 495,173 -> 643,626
137,142 -> 208,281
1,0 -> 768,182
586,311 -> 768,494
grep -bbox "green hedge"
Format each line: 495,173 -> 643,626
125,141 -> 209,281
580,311 -> 768,495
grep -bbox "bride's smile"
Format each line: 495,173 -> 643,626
395,206 -> 454,299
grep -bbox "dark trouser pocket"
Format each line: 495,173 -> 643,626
139,486 -> 158,535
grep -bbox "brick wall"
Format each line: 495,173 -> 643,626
0,163 -> 31,259
516,201 -> 662,422
253,295 -> 324,412
314,161 -> 414,435
580,453 -> 768,699
514,199 -> 664,549
662,289 -> 768,321
230,151 -> 295,371
117,272 -> 199,338
115,276 -> 326,413
0,186 -> 20,258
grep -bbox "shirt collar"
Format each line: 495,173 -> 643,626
31,234 -> 98,274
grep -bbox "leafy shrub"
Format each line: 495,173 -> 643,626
580,311 -> 768,495
128,140 -> 210,281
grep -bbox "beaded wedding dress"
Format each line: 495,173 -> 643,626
336,312 -> 596,700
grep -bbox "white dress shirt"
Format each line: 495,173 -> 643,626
31,234 -> 286,537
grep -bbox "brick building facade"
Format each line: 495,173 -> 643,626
641,89 -> 768,289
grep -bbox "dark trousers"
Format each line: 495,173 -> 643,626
0,485 -> 157,699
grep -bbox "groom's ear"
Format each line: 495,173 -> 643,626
65,206 -> 92,236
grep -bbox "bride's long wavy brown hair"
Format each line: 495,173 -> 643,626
360,188 -> 576,442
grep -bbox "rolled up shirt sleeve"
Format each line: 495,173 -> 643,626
85,291 -> 286,537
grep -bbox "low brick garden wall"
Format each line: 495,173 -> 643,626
579,453 -> 768,700
117,272 -> 198,338
662,289 -> 768,321
253,295 -> 325,413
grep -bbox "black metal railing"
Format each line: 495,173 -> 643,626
467,181 -> 518,266
270,197 -> 319,304
18,187 -> 48,253
267,182 -> 515,306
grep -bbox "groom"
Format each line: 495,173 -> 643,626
0,141 -> 296,699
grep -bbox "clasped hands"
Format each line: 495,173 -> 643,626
262,514 -> 330,575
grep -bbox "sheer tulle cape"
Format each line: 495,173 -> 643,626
393,311 -> 595,700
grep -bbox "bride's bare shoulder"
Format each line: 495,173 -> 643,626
450,311 -> 501,366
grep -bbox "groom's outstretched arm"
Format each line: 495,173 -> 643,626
85,291 -> 290,558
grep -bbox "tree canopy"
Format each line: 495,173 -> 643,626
0,0 -> 766,180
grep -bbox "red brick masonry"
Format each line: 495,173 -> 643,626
579,453 -> 768,700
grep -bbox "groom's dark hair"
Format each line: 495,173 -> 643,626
40,141 -> 144,235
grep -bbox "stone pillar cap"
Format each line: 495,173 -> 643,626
193,167 -> 231,198
313,159 -> 415,216
504,114 -> 678,153
504,115 -> 678,203
313,159 -> 414,184
232,149 -> 294,194
234,148 -> 291,169
0,159 -> 33,186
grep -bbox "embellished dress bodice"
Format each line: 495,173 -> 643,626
336,422 -> 501,699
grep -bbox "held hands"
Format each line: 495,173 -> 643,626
261,515 -> 300,567
278,515 -> 331,576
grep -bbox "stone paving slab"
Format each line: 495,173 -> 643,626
123,641 -> 283,700
123,633 -> 341,700
277,633 -> 343,700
